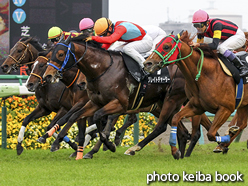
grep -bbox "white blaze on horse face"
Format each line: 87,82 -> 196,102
26,60 -> 38,83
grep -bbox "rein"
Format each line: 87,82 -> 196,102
66,69 -> 80,88
154,35 -> 204,81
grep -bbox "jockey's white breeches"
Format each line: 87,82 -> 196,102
218,28 -> 246,54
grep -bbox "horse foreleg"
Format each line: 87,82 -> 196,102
37,107 -> 67,144
170,105 -> 196,160
93,99 -> 125,153
75,118 -> 86,160
184,115 -> 201,157
219,107 -> 248,153
115,114 -> 137,146
51,100 -> 99,155
17,106 -> 51,155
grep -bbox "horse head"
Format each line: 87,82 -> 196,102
26,49 -> 52,91
43,33 -> 78,84
144,30 -> 187,74
1,37 -> 43,74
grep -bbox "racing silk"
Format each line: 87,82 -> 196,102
92,21 -> 147,49
62,31 -> 81,40
197,18 -> 238,50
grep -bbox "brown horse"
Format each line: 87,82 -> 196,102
1,37 -> 78,155
42,33 -> 213,160
144,30 -> 246,159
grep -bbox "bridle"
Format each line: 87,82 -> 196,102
29,56 -> 50,85
8,41 -> 36,70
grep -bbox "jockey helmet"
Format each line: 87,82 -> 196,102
48,26 -> 63,39
79,18 -> 94,31
192,9 -> 209,23
94,17 -> 113,36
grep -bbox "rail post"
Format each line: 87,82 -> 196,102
1,98 -> 7,149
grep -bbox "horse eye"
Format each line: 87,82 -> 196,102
163,45 -> 170,50
18,49 -> 22,53
59,53 -> 64,58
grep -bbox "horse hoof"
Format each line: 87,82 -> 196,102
213,146 -> 223,153
37,137 -> 46,144
173,150 -> 181,160
16,142 -> 23,155
229,126 -> 239,135
69,151 -> 77,158
222,147 -> 229,154
103,144 -> 108,151
50,144 -> 60,152
106,142 -> 116,152
83,153 -> 93,159
114,137 -> 121,146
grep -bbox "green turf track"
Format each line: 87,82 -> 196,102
0,142 -> 247,186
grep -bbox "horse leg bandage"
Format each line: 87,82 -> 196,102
76,146 -> 84,160
47,124 -> 60,137
169,126 -> 177,147
216,135 -> 230,143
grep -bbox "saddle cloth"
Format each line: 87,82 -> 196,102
121,52 -> 171,84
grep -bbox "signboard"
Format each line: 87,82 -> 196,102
1,0 -> 108,75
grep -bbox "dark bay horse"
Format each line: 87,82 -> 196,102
144,30 -> 246,159
42,33 -> 213,160
1,37 -> 78,155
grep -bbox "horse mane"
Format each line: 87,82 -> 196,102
70,33 -> 121,55
180,31 -> 218,60
38,46 -> 54,57
19,37 -> 44,52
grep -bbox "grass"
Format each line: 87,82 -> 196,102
0,142 -> 247,186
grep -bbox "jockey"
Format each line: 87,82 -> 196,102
142,25 -> 167,57
47,26 -> 81,45
79,18 -> 95,36
85,17 -> 153,69
190,9 -> 248,76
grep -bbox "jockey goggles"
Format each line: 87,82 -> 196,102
50,37 -> 60,43
193,22 -> 205,28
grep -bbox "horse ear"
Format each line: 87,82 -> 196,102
179,30 -> 184,37
170,31 -> 174,35
58,33 -> 65,43
65,33 -> 72,45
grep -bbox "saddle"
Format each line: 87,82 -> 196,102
121,52 -> 171,83
121,52 -> 171,110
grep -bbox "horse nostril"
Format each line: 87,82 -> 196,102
1,65 -> 8,71
144,62 -> 152,68
26,83 -> 34,91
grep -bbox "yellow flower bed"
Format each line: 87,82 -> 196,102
0,96 -> 157,150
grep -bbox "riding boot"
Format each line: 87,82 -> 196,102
224,49 -> 248,77
231,56 -> 248,76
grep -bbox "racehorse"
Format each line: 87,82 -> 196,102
1,37 -> 78,155
143,30 -> 246,159
42,33 -> 213,160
